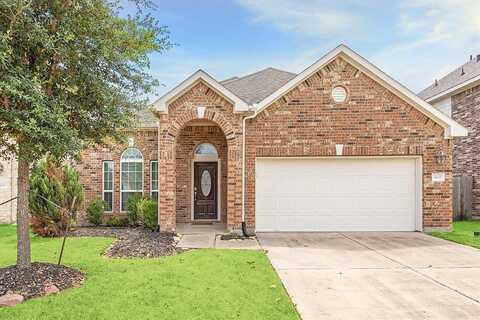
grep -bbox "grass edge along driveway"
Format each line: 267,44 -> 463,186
0,225 -> 299,320
430,220 -> 480,249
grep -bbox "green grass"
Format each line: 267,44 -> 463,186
430,221 -> 480,249
0,225 -> 298,320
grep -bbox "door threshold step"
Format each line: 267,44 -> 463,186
191,221 -> 215,225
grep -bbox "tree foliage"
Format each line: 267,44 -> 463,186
0,0 -> 171,161
0,0 -> 171,267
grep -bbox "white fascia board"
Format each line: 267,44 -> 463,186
425,75 -> 480,104
254,44 -> 467,138
151,69 -> 249,113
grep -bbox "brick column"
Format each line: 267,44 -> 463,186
159,135 -> 176,232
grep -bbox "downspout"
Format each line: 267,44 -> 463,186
155,120 -> 161,232
241,108 -> 257,237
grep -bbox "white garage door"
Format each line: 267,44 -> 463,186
255,158 -> 419,232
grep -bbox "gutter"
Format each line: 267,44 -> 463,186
156,121 -> 161,232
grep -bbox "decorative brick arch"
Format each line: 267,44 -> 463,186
158,106 -> 242,232
163,107 -> 237,142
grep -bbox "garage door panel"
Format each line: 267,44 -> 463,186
255,158 -> 418,232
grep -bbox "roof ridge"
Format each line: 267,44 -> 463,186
232,67 -> 296,82
220,76 -> 239,85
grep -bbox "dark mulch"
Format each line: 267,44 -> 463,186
220,233 -> 251,240
71,227 -> 180,258
0,262 -> 85,300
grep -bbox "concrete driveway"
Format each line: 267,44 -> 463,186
258,232 -> 480,320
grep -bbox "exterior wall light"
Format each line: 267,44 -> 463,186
436,151 -> 445,165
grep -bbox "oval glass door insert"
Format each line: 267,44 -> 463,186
201,170 -> 212,196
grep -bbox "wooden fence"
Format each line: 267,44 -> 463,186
453,175 -> 473,221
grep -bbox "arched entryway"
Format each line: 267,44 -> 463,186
175,122 -> 228,224
158,107 -> 242,232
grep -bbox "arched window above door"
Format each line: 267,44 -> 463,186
194,143 -> 218,156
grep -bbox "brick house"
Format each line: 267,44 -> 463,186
76,44 -> 466,233
0,158 -> 17,224
419,54 -> 480,218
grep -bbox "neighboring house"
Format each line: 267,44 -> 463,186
75,44 -> 467,233
419,55 -> 480,218
0,158 -> 17,224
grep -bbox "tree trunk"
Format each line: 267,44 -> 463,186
16,156 -> 31,269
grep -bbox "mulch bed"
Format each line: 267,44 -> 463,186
220,233 -> 251,240
0,262 -> 85,300
71,227 -> 181,258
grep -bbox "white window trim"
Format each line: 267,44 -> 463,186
102,160 -> 114,213
150,160 -> 158,197
120,148 -> 144,213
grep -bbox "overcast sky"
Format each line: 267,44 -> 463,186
123,0 -> 480,101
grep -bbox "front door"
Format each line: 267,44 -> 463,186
194,162 -> 218,220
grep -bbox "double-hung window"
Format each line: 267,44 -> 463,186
103,161 -> 114,212
150,161 -> 158,200
120,148 -> 143,211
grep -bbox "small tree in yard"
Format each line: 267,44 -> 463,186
0,1 -> 171,268
29,156 -> 84,236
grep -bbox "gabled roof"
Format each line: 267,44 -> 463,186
221,68 -> 296,104
253,44 -> 467,138
151,44 -> 467,138
152,67 -> 296,113
418,56 -> 480,102
152,69 -> 249,113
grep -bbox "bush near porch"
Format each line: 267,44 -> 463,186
0,225 -> 299,320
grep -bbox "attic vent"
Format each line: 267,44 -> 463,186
332,86 -> 347,103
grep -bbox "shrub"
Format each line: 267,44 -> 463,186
105,217 -> 129,227
137,197 -> 158,230
86,198 -> 104,226
29,157 -> 84,237
126,194 -> 143,226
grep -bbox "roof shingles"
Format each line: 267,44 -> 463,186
221,67 -> 297,104
418,56 -> 480,100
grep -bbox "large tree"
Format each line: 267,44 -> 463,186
0,0 -> 171,268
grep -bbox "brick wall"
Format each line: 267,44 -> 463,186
75,58 -> 455,231
74,129 -> 158,224
245,57 -> 453,230
452,84 -> 480,217
158,81 -> 244,232
176,124 -> 228,223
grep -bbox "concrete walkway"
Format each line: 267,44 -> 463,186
258,232 -> 480,320
176,224 -> 260,250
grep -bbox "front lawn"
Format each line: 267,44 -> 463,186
0,225 -> 298,320
430,221 -> 480,249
